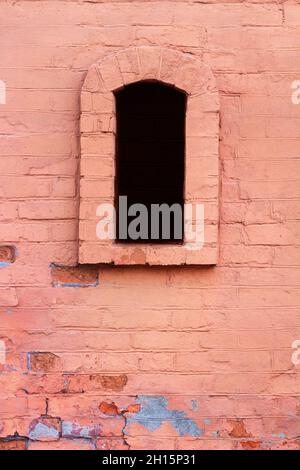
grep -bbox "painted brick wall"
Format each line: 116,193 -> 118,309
0,0 -> 300,451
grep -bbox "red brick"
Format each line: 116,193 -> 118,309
28,439 -> 94,450
0,439 -> 28,450
96,438 -> 129,450
0,246 -> 16,264
28,352 -> 61,373
51,265 -> 99,288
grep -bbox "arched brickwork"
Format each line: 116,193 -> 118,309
79,46 -> 219,265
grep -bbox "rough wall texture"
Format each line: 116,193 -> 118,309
0,0 -> 300,451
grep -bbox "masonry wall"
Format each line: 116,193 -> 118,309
0,0 -> 300,451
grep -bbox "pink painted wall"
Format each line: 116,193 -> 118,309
0,0 -> 300,451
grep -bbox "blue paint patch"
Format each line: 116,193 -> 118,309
55,283 -> 87,288
204,418 -> 212,426
0,262 -> 10,268
190,400 -> 198,412
62,421 -> 88,437
126,396 -> 203,438
62,421 -> 73,436
2,364 -> 16,372
62,421 -> 101,438
79,428 -> 92,438
272,433 -> 286,439
53,281 -> 99,288
27,352 -> 31,371
50,263 -> 99,288
29,423 -> 59,441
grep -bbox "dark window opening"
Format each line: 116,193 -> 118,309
115,81 -> 186,243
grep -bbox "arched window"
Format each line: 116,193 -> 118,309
79,47 -> 219,265
115,82 -> 186,243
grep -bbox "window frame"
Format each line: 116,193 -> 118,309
79,46 -> 220,265
114,80 -> 186,245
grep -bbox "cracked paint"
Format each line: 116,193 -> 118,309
50,264 -> 99,288
62,421 -> 102,439
125,396 -> 203,437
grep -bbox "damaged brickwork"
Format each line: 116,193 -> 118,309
3,395 -> 300,450
1,0 -> 300,451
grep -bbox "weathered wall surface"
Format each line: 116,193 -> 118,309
0,0 -> 300,450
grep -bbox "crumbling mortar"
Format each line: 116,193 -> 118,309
120,407 -> 132,451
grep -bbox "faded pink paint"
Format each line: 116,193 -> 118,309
0,0 -> 299,451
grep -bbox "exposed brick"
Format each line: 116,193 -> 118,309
99,402 -> 119,416
28,352 -> 61,373
229,420 -> 252,439
0,245 -> 16,265
96,438 -> 129,450
28,438 -> 94,450
0,438 -> 28,451
51,265 -> 99,287
99,375 -> 128,392
62,420 -> 102,439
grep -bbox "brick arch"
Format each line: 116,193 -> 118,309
79,47 -> 220,265
82,46 -> 217,96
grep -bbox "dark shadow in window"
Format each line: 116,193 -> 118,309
115,81 -> 186,243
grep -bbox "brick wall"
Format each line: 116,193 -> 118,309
0,0 -> 300,450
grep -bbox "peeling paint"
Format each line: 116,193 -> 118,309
0,246 -> 16,265
100,375 -> 128,392
190,400 -> 198,412
62,421 -> 102,439
29,423 -> 59,441
53,282 -> 99,288
99,402 -> 119,416
272,432 -> 287,439
27,352 -> 31,371
0,262 -> 10,268
29,416 -> 61,442
229,419 -> 252,438
0,436 -> 28,450
126,396 -> 203,438
50,264 -> 99,288
241,440 -> 261,450
28,352 -> 60,372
